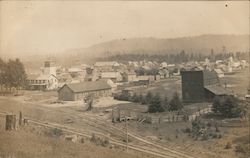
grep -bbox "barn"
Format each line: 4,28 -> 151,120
181,70 -> 232,103
58,80 -> 112,101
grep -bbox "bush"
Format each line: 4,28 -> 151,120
101,137 -> 110,147
225,142 -> 232,149
235,144 -> 249,154
90,133 -> 97,142
185,127 -> 191,133
114,93 -> 130,101
130,93 -> 140,103
45,128 -> 63,137
212,96 -> 244,118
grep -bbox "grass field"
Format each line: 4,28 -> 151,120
0,118 -> 153,158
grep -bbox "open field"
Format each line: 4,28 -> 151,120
220,68 -> 249,98
0,117 -> 153,158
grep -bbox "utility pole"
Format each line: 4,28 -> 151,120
125,116 -> 128,152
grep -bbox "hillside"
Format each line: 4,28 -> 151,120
65,34 -> 249,59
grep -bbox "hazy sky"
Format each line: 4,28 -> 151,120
0,1 -> 249,57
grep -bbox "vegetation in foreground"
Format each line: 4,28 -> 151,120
114,91 -> 183,113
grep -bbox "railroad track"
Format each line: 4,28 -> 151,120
1,110 -> 186,158
0,102 -> 196,158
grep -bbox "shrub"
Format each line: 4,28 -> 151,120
235,144 -> 249,154
185,127 -> 191,133
44,128 -> 63,137
225,142 -> 232,149
90,133 -> 97,142
212,96 -> 244,118
101,137 -> 110,147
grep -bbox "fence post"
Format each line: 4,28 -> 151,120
5,114 -> 16,131
19,111 -> 23,126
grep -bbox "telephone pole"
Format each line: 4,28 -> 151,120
125,116 -> 128,152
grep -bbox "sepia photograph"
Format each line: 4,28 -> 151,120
0,1 -> 249,158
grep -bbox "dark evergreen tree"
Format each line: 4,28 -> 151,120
148,93 -> 164,113
161,95 -> 170,111
213,96 -> 244,118
169,92 -> 183,111
145,91 -> 153,104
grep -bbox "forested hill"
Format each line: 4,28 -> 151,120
65,34 -> 249,59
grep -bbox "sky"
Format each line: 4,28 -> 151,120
0,1 -> 249,57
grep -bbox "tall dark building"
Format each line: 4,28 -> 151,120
181,70 -> 231,103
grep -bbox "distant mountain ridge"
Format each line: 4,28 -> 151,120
65,34 -> 249,59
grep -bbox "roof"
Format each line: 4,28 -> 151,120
27,74 -> 40,80
204,85 -> 232,96
68,67 -> 83,72
94,61 -> 118,67
203,70 -> 219,86
159,69 -> 169,75
214,69 -> 224,74
99,79 -> 117,88
27,74 -> 57,80
137,76 -> 149,81
59,80 -> 112,93
101,72 -> 121,78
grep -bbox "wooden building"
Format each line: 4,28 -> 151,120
26,74 -> 58,90
181,70 -> 232,103
58,80 -> 112,101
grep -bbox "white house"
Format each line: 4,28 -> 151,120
26,74 -> 58,90
100,72 -> 123,83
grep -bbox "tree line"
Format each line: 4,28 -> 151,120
114,91 -> 183,113
97,51 -> 248,64
0,58 -> 27,93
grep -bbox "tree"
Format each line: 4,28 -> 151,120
145,91 -> 153,104
85,94 -> 94,111
212,96 -> 221,113
169,92 -> 183,111
161,95 -> 170,111
0,58 -> 6,91
148,93 -> 164,113
138,94 -> 143,104
135,67 -> 145,76
5,59 -> 27,93
131,93 -> 140,103
212,96 -> 243,118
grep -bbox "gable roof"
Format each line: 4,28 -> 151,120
203,70 -> 219,86
214,68 -> 224,74
27,74 -> 40,80
59,80 -> 111,93
204,85 -> 232,96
